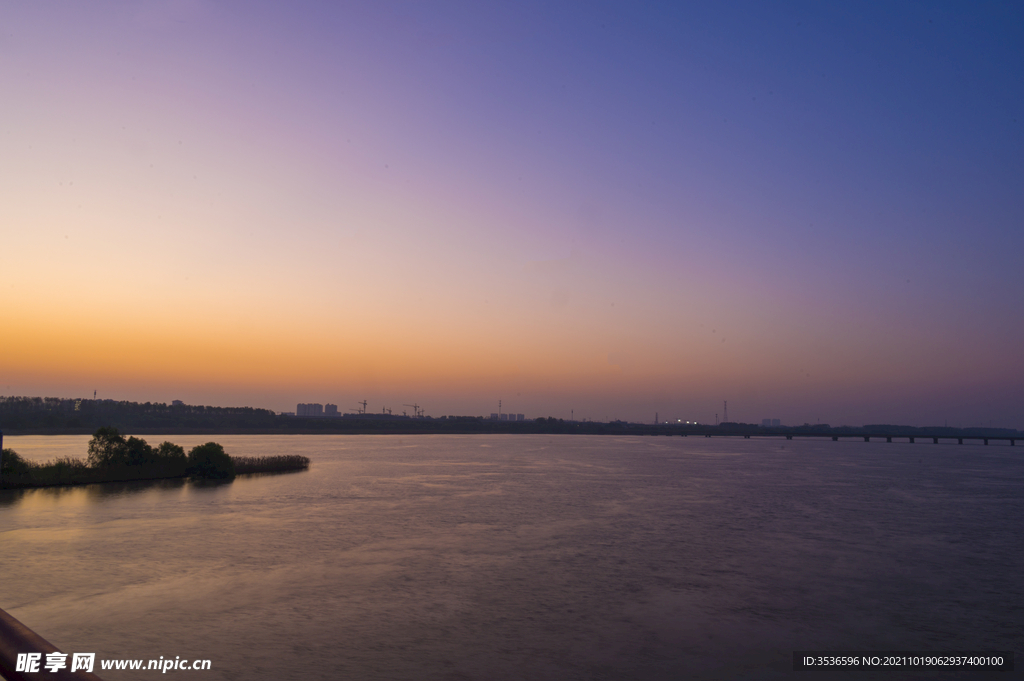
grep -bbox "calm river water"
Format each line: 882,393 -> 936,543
1,434 -> 1020,680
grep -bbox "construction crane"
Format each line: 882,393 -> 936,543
354,400 -> 367,415
403,403 -> 423,418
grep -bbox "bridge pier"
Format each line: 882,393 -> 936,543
864,436 -> 870,442
886,437 -> 892,443
705,434 -> 711,438
786,435 -> 792,440
1012,439 -> 1016,446
909,437 -> 915,443
832,436 -> 838,441
984,438 -> 989,446
933,437 -> 939,444
744,435 -> 750,439
958,438 -> 963,445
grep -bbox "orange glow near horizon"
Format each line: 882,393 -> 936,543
4,288 -> 1011,409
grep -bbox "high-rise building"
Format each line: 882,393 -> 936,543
297,403 -> 325,417
325,404 -> 339,417
516,414 -> 525,421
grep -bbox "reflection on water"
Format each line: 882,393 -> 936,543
1,435 -> 1020,680
0,478 -> 191,508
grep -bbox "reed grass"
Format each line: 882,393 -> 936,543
232,455 -> 311,475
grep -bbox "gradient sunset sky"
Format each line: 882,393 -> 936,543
2,2 -> 1022,427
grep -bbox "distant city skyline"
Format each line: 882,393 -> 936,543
2,2 -> 1021,429
1,390 -> 1016,431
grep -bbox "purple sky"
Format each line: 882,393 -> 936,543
2,2 -> 1022,427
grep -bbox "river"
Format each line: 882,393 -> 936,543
1,434 -> 1019,680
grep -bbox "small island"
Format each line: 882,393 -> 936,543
0,427 -> 310,489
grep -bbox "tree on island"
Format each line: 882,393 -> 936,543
87,426 -> 127,467
87,427 -> 163,467
187,442 -> 235,479
157,441 -> 186,463
87,427 -> 221,477
1,448 -> 32,476
3,429 -> 304,489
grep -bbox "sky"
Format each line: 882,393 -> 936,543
1,1 -> 1022,427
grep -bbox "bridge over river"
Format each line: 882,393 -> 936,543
673,427 -> 1017,446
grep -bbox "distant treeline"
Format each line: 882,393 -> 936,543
0,426 -> 311,489
0,396 -> 278,433
1,396 -> 1019,438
